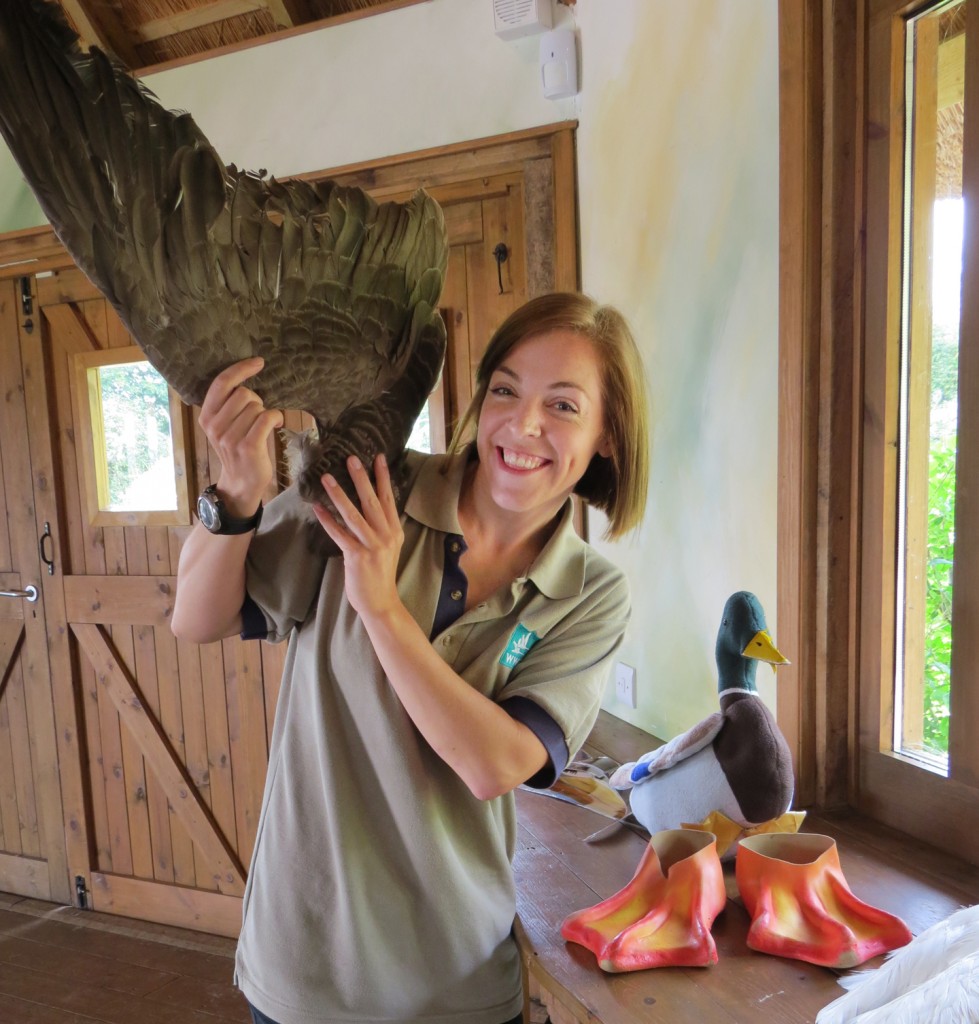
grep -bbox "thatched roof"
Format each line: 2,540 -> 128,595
55,0 -> 422,72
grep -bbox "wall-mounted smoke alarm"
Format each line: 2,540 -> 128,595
493,0 -> 553,41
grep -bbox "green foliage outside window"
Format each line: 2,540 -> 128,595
99,361 -> 175,509
923,328 -> 958,756
924,434 -> 955,754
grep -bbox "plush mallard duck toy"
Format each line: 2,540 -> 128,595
611,591 -> 797,855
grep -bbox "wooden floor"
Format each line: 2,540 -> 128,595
0,891 -> 250,1024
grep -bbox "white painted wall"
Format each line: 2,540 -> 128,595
0,0 -> 780,745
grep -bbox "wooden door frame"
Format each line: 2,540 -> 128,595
777,0 -> 865,812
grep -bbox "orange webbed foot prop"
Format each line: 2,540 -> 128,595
735,833 -> 912,968
561,829 -> 727,971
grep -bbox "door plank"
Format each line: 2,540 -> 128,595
95,665 -> 134,875
153,629 -> 198,888
174,639 -> 215,890
80,662 -> 113,870
42,303 -> 101,358
199,641 -> 238,853
0,685 -> 20,852
442,199 -> 484,246
6,667 -> 41,857
36,267 -> 102,306
90,872 -> 242,940
225,638 -> 268,868
64,575 -> 176,626
113,624 -> 155,881
132,624 -> 176,883
442,248 -> 473,416
550,129 -> 579,291
465,189 -> 527,369
146,526 -> 172,575
71,623 -> 246,894
0,621 -> 25,700
0,851 -> 51,900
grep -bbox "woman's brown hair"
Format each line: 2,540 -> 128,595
448,293 -> 650,539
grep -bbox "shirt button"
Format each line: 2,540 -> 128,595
449,541 -> 461,554
450,589 -> 463,601
442,635 -> 452,646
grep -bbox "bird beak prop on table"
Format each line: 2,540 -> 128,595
610,591 -> 800,858
520,761 -> 630,822
0,0 -> 448,517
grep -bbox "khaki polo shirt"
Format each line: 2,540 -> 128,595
236,449 -> 630,1024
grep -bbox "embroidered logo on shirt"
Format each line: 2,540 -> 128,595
500,624 -> 540,668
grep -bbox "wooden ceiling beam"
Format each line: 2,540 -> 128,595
59,0 -> 144,68
135,0 -> 268,43
263,1 -> 316,29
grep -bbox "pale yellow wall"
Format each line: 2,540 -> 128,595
576,1 -> 780,740
0,0 -> 780,745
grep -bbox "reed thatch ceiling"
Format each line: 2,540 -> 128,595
54,0 -> 422,72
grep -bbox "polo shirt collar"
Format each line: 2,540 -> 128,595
405,449 -> 469,535
525,500 -> 586,600
405,448 -> 587,600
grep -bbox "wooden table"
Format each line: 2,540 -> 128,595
512,714 -> 979,1024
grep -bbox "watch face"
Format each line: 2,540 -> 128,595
197,493 -> 221,532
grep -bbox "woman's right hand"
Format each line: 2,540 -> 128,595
197,357 -> 284,516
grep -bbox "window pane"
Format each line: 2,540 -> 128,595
97,361 -> 178,512
407,403 -> 433,454
897,0 -> 965,769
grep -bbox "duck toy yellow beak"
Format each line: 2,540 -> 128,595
742,629 -> 791,672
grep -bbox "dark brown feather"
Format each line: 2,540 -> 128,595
0,0 -> 447,508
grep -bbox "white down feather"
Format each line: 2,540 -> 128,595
816,904 -> 979,1024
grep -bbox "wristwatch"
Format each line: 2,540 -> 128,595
196,485 -> 263,535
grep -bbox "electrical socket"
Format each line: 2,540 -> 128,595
614,662 -> 637,709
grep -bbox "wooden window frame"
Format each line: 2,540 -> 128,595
780,0 -> 979,866
858,0 -> 979,861
72,345 -> 193,528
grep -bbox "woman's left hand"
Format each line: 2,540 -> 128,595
312,454 -> 405,621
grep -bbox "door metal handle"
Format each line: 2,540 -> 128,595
0,585 -> 38,602
39,522 -> 55,575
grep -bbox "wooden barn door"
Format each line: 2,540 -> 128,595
0,279 -> 72,905
10,266 -> 281,937
0,123 -> 577,937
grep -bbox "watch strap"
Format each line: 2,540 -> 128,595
199,484 -> 263,535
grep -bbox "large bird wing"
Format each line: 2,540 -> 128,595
0,0 -> 448,499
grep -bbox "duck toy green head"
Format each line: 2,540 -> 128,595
610,591 -> 795,852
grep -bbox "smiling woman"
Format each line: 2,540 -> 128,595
449,292 -> 651,541
170,289 -> 651,1024
472,330 -> 611,523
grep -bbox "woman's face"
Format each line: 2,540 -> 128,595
473,329 -> 610,523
